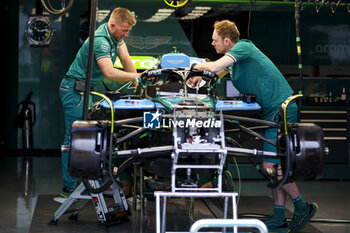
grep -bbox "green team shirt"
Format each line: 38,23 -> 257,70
225,39 -> 293,119
66,23 -> 124,88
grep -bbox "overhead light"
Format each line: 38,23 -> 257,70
144,8 -> 175,22
194,6 -> 211,10
155,12 -> 172,16
179,6 -> 211,20
96,9 -> 111,23
158,9 -> 175,13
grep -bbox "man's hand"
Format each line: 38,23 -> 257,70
187,76 -> 203,88
133,74 -> 142,90
133,80 -> 139,90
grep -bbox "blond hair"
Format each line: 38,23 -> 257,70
110,7 -> 136,26
213,20 -> 240,43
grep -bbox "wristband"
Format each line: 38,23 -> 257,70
134,77 -> 141,83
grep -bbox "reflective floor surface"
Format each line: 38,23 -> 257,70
0,156 -> 350,233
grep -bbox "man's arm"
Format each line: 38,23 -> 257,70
117,43 -> 137,73
188,55 -> 234,87
194,55 -> 234,73
97,57 -> 139,82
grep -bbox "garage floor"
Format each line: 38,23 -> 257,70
0,156 -> 350,233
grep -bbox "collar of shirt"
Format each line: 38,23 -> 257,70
105,24 -> 120,45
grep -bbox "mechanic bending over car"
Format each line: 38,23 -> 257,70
59,7 -> 141,197
188,20 -> 317,233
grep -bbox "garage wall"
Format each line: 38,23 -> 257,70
16,0 -> 88,150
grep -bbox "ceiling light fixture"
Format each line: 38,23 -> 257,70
179,6 -> 211,20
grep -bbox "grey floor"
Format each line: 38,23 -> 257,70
0,156 -> 350,233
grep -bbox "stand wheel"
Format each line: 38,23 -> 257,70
48,219 -> 58,225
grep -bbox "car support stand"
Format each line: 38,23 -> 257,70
49,180 -> 129,226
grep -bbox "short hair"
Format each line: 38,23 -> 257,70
213,20 -> 240,43
110,7 -> 136,26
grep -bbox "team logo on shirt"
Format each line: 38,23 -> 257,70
163,0 -> 190,8
100,41 -> 110,53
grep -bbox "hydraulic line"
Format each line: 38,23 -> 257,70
280,94 -> 303,135
91,92 -> 114,133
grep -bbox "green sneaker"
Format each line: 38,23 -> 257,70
264,217 -> 290,233
289,202 -> 318,232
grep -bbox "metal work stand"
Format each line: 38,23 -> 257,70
154,111 -> 240,233
49,180 -> 129,226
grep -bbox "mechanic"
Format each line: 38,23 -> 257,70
188,20 -> 317,233
59,7 -> 140,196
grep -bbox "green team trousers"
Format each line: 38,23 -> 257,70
59,76 -> 91,189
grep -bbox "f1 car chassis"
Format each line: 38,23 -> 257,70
55,67 -> 327,232
69,67 -> 326,188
